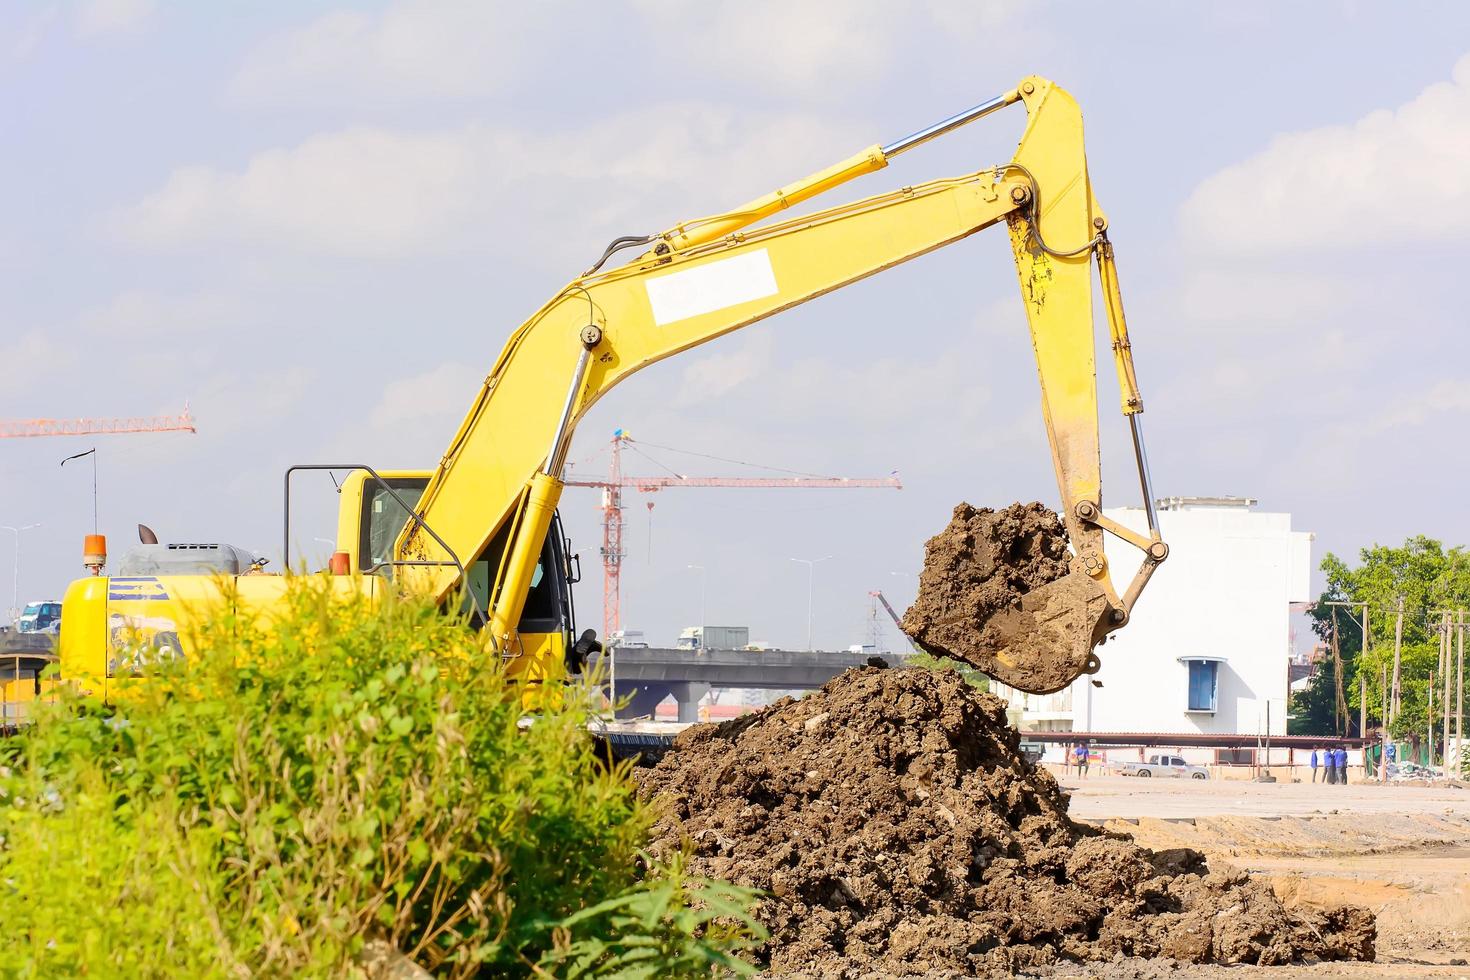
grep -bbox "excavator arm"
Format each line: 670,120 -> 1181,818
394,75 -> 1166,693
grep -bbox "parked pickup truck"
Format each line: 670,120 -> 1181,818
1112,754 -> 1209,779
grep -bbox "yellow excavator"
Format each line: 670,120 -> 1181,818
57,75 -> 1167,701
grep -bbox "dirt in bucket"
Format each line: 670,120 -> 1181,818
899,502 -> 1112,694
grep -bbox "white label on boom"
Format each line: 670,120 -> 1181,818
644,249 -> 778,327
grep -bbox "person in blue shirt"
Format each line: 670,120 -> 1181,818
1335,746 -> 1349,784
1310,748 -> 1320,783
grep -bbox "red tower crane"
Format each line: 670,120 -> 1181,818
565,430 -> 902,642
0,405 -> 196,439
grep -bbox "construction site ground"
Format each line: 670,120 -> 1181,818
1046,774 -> 1470,978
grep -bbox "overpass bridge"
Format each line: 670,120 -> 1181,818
588,646 -> 908,722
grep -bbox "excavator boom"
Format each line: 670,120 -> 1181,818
394,76 -> 1166,693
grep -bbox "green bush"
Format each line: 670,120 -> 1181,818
0,581 -> 760,977
907,651 -> 989,690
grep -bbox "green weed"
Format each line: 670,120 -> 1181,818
0,580 -> 759,977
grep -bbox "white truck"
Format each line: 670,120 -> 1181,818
677,626 -> 751,651
15,600 -> 61,634
1113,754 -> 1209,779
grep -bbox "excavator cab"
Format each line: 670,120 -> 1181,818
333,468 -> 587,691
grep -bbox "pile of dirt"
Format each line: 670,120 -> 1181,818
639,666 -> 1374,977
899,502 -> 1112,694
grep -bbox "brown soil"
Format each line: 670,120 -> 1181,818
899,502 -> 1111,694
639,666 -> 1374,978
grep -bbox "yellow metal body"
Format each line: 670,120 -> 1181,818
58,572 -> 383,701
58,75 -> 1161,697
396,75 -> 1161,688
58,468 -> 570,702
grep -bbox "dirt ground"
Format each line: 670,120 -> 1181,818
1060,773 -> 1470,821
1043,775 -> 1470,979
639,667 -> 1375,977
820,781 -> 1470,979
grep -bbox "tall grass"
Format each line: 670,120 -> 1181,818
0,581 -> 760,977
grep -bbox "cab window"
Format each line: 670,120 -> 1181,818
359,478 -> 429,572
464,522 -> 569,633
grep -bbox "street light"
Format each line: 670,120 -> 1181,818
789,555 -> 833,651
2,523 -> 42,624
687,564 -> 707,629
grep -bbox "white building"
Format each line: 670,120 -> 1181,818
999,497 -> 1312,737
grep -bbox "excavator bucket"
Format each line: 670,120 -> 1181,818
899,501 -> 1115,695
955,569 -> 1112,694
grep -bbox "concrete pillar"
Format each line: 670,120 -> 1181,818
670,682 -> 712,723
615,683 -> 673,720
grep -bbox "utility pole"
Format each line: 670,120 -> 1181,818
1380,660 -> 1390,782
1,523 -> 42,623
1458,609 -> 1465,774
1391,595 -> 1404,724
1429,669 -> 1436,766
1359,672 -> 1367,740
1325,600 -> 1369,736
1431,609 -> 1459,769
1362,603 -> 1370,736
1432,611 -> 1444,766
789,555 -> 832,651
1445,611 -> 1453,769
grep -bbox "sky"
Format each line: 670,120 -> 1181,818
2,1 -> 1469,652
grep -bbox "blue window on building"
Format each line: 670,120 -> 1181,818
1186,659 -> 1219,712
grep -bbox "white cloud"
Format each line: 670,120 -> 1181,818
191,365 -> 314,439
370,362 -> 482,429
78,288 -> 241,338
229,1 -> 542,105
231,0 -> 1025,106
1153,326 -> 1370,417
674,333 -> 774,405
659,329 -> 993,447
110,106 -> 866,258
632,0 -> 1024,98
75,0 -> 155,36
634,0 -> 890,94
764,351 -> 992,430
1181,53 -> 1470,253
0,330 -> 77,396
319,361 -> 482,466
1360,379 -> 1470,438
111,126 -> 493,256
1165,268 -> 1362,332
9,8 -> 57,61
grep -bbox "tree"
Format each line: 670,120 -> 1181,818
1291,536 -> 1470,742
1288,606 -> 1352,736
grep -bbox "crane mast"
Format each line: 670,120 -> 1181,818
566,429 -> 901,641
